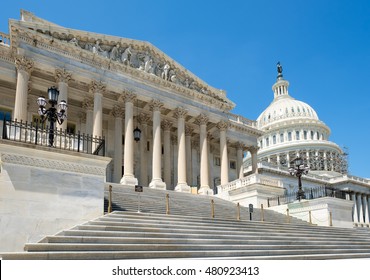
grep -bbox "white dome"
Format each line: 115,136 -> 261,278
257,95 -> 319,129
257,78 -> 319,129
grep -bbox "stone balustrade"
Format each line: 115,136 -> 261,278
0,32 -> 10,46
218,173 -> 282,193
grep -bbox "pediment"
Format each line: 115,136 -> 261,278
10,11 -> 235,111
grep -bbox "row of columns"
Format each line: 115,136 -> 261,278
11,56 -> 259,193
351,193 -> 370,225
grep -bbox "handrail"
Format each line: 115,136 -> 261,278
1,118 -> 105,156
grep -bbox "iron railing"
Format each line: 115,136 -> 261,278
1,118 -> 105,156
267,186 -> 350,207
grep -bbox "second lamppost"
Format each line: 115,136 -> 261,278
289,157 -> 310,201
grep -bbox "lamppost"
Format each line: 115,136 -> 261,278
37,86 -> 68,147
289,157 -> 310,201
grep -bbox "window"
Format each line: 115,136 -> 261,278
266,137 -> 269,147
296,131 -> 300,140
280,133 -> 284,143
229,161 -> 236,169
304,131 -> 307,140
288,132 -> 292,141
259,140 -> 263,148
311,131 -> 314,139
66,122 -> 76,134
214,156 -> 221,166
317,132 -> 320,140
273,135 -> 276,145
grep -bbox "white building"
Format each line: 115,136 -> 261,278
227,62 -> 370,228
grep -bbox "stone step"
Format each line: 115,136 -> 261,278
24,243 -> 370,252
4,248 -> 370,260
96,213 -> 369,236
41,235 -> 370,246
81,222 -> 370,240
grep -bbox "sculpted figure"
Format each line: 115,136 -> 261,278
144,58 -> 153,73
161,63 -> 170,80
110,43 -> 120,61
92,40 -> 109,57
68,37 -> 80,47
277,61 -> 283,75
121,47 -> 132,66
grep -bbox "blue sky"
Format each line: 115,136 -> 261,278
1,1 -> 370,178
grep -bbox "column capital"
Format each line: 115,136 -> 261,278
55,68 -> 72,84
247,145 -> 259,153
236,141 -> 246,150
111,104 -> 125,119
185,125 -> 194,136
161,119 -> 173,131
121,90 -> 137,103
149,99 -> 164,112
195,114 -> 209,126
138,112 -> 151,125
15,56 -> 34,74
174,107 -> 188,119
89,80 -> 106,94
171,135 -> 178,145
82,97 -> 94,111
217,120 -> 229,131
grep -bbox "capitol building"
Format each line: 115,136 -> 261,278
0,10 -> 370,257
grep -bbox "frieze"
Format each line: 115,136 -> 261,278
1,153 -> 105,176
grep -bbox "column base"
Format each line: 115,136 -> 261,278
198,186 -> 214,195
175,183 -> 191,193
120,175 -> 138,187
149,179 -> 166,190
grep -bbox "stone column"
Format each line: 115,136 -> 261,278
249,146 -> 259,174
162,119 -> 173,189
357,193 -> 364,223
111,105 -> 124,183
54,69 -> 72,131
363,195 -> 369,224
236,142 -> 245,179
120,91 -> 138,186
352,193 -> 359,223
14,56 -> 33,121
174,107 -> 190,192
89,81 -> 105,138
149,100 -> 166,189
82,97 -> 94,153
196,114 -> 212,195
139,113 -> 150,187
217,121 -> 229,185
185,125 -> 193,187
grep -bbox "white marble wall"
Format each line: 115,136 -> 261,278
0,142 -> 111,252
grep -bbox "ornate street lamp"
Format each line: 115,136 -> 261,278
133,99 -> 141,142
37,86 -> 68,147
289,157 -> 310,201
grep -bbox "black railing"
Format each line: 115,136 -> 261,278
267,186 -> 350,207
1,118 -> 105,156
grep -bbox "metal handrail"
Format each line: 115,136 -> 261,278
1,118 -> 105,156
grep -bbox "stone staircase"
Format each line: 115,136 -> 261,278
2,211 -> 370,260
103,184 -> 308,225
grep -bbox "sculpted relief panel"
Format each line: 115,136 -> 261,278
62,35 -> 226,101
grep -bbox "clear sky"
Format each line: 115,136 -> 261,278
1,0 -> 370,178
